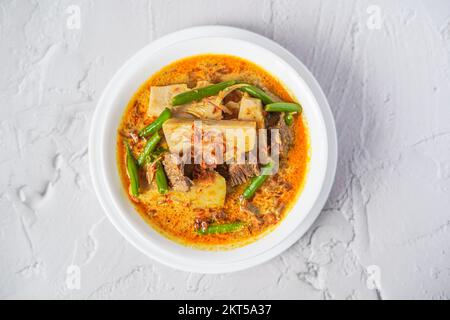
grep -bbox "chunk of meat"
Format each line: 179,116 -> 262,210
162,153 -> 192,192
183,163 -> 195,180
224,101 -> 240,119
148,84 -> 189,117
228,163 -> 260,187
238,94 -> 265,129
223,89 -> 242,104
215,163 -> 229,180
272,113 -> 294,158
266,111 -> 280,128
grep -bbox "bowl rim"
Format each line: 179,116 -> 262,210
89,26 -> 337,273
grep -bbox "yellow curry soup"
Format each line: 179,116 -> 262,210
117,54 -> 310,250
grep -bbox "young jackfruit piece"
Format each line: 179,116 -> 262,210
162,118 -> 257,159
139,171 -> 227,208
148,84 -> 189,117
238,94 -> 265,129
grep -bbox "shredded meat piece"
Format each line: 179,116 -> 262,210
264,213 -> 279,225
228,163 -> 260,187
240,201 -> 260,215
274,175 -> 293,191
129,130 -> 139,144
194,216 -> 209,233
239,199 -> 263,224
119,129 -> 139,144
146,162 -> 156,186
216,66 -> 231,75
162,153 -> 192,192
147,209 -> 157,217
211,209 -> 227,221
274,202 -> 285,218
262,176 -> 293,197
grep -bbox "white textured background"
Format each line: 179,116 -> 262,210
1,0 -> 450,300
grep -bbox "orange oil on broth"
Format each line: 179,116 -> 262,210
117,54 -> 310,250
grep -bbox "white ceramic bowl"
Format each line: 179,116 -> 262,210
89,26 -> 337,273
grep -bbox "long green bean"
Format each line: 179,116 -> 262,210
239,85 -> 274,105
137,132 -> 161,166
155,161 -> 168,194
138,108 -> 172,138
242,162 -> 274,200
265,102 -> 302,113
125,141 -> 139,197
171,80 -> 238,106
197,222 -> 244,235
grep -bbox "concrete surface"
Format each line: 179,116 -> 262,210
1,0 -> 450,299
